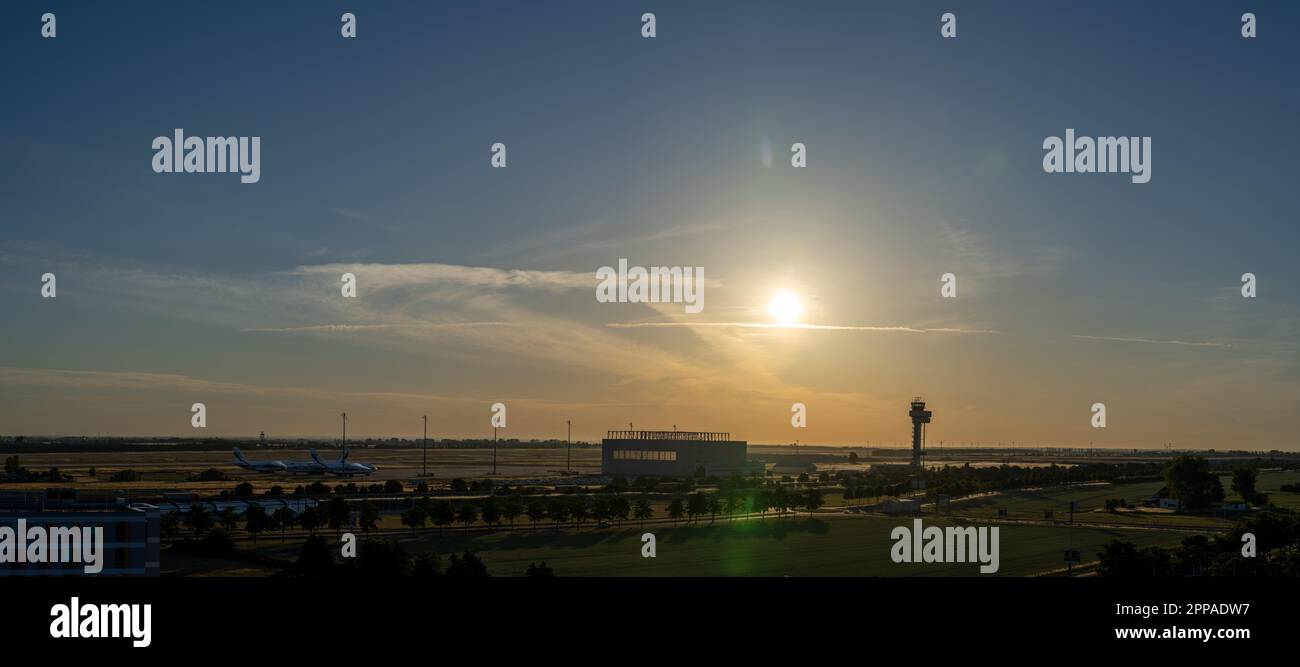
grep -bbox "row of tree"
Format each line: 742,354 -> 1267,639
164,485 -> 833,543
1097,512 -> 1300,577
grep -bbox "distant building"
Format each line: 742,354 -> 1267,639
602,430 -> 749,478
1149,486 -> 1180,510
767,454 -> 820,475
883,498 -> 923,514
0,489 -> 160,576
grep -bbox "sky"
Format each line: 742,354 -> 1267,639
1,1 -> 1297,449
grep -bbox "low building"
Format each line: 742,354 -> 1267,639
883,498 -> 923,514
602,430 -> 748,478
1149,486 -> 1180,510
0,490 -> 160,576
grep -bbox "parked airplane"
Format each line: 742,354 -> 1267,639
233,448 -> 288,473
282,456 -> 327,475
311,448 -> 377,477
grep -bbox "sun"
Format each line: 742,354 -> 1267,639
767,289 -> 804,326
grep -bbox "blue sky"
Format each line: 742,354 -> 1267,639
1,1 -> 1297,447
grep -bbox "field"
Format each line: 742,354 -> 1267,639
1257,469 -> 1300,510
223,513 -> 1193,577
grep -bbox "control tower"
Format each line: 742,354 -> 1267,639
908,397 -> 932,468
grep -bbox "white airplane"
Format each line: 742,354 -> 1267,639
311,448 -> 377,477
281,456 -> 328,475
233,448 -> 288,473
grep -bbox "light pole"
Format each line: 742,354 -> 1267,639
341,412 -> 347,450
422,415 -> 428,478
492,426 -> 498,475
566,419 -> 572,474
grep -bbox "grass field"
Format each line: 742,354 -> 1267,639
232,513 -> 1194,577
1257,469 -> 1300,510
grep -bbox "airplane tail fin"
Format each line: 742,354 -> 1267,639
310,448 -> 324,465
234,447 -> 247,463
338,449 -> 349,463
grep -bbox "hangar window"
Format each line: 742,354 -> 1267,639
613,450 -> 677,461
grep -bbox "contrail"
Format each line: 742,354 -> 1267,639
1071,334 -> 1231,348
607,322 -> 1001,334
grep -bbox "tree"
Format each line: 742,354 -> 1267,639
757,489 -> 772,520
234,482 -> 254,496
160,511 -> 182,540
431,500 -> 455,536
773,486 -> 789,519
848,452 -> 860,464
401,504 -> 428,535
570,499 -> 590,528
446,552 -> 489,578
406,552 -> 442,577
526,561 -> 554,577
634,498 -> 653,527
546,499 -> 569,529
502,496 -> 523,530
687,492 -> 707,523
610,497 -> 631,526
705,494 -> 721,523
481,498 -> 502,529
325,497 -> 352,537
244,503 -> 270,544
298,506 -> 322,534
4,455 -> 20,477
1163,456 -> 1224,511
272,506 -> 296,541
1096,539 -> 1172,577
526,500 -> 546,530
358,500 -> 380,537
217,507 -> 240,533
667,498 -> 685,525
109,469 -> 139,482
456,503 -> 478,532
804,488 -> 824,517
1232,468 -> 1266,506
591,497 -> 611,527
725,491 -> 741,518
450,478 -> 468,493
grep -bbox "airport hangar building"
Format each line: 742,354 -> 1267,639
601,430 -> 751,477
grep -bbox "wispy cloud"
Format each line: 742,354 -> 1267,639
289,262 -> 591,292
479,216 -> 758,262
242,322 -> 517,334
